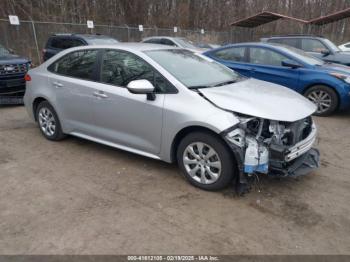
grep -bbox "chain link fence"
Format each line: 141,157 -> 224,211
0,18 -> 233,65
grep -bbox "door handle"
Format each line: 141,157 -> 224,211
52,81 -> 63,88
93,91 -> 108,98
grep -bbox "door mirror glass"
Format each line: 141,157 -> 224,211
127,79 -> 155,94
321,49 -> 331,56
281,60 -> 301,68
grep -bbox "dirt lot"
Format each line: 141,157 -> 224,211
0,105 -> 349,255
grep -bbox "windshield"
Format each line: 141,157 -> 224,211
145,49 -> 240,88
276,44 -> 325,66
87,38 -> 119,45
175,38 -> 197,49
0,44 -> 10,57
323,39 -> 341,52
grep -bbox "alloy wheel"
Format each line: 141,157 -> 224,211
307,90 -> 332,114
38,107 -> 56,137
182,142 -> 222,185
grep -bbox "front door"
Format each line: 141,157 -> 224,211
92,49 -> 166,155
248,47 -> 301,90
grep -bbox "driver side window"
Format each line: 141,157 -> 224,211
249,47 -> 295,67
100,50 -> 175,93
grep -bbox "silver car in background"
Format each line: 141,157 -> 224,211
142,36 -> 206,52
24,44 -> 320,192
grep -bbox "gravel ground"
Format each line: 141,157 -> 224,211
0,106 -> 349,255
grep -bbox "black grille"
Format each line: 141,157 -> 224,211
0,63 -> 27,75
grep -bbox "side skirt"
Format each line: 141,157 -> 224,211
70,132 -> 161,161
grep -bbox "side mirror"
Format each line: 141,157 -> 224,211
8,48 -> 15,54
321,49 -> 331,57
281,60 -> 301,69
127,79 -> 156,100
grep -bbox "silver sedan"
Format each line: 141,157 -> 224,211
24,43 -> 319,192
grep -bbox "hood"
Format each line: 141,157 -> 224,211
329,51 -> 350,65
200,78 -> 316,122
0,54 -> 29,64
316,62 -> 350,75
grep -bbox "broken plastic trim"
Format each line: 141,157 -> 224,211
269,148 -> 320,177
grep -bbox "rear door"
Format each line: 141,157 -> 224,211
47,49 -> 100,135
247,47 -> 301,90
208,46 -> 251,77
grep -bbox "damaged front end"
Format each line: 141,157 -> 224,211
222,115 -> 320,187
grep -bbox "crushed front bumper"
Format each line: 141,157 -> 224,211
269,148 -> 320,177
268,123 -> 319,177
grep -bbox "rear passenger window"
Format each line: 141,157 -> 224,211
144,39 -> 161,44
268,38 -> 299,48
48,50 -> 98,80
281,38 -> 299,48
100,49 -> 175,93
50,38 -> 84,49
161,39 -> 177,46
212,47 -> 246,62
267,39 -> 284,44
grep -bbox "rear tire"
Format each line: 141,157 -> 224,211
36,101 -> 66,141
177,132 -> 236,191
304,85 -> 338,116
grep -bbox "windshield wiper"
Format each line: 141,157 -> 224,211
212,80 -> 237,87
188,79 -> 238,90
188,85 -> 212,89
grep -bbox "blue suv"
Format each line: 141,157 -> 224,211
204,43 -> 350,116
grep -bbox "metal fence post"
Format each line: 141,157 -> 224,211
31,21 -> 41,64
125,24 -> 130,42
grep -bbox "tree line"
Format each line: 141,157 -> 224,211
1,0 -> 350,43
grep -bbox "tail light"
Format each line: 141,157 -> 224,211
24,74 -> 31,81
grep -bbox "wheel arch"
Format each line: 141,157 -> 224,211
32,97 -> 49,121
170,125 -> 234,164
302,83 -> 341,109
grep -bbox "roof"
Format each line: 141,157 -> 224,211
309,7 -> 350,25
230,11 -> 308,27
71,42 -> 180,52
52,33 -> 113,39
142,36 -> 184,41
265,34 -> 325,39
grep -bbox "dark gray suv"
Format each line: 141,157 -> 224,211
42,34 -> 119,61
262,35 -> 350,66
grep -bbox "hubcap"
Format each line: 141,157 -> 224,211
38,107 -> 56,136
307,90 -> 332,114
183,142 -> 222,185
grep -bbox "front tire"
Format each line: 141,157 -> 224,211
36,101 -> 66,141
177,132 -> 236,191
304,85 -> 338,116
